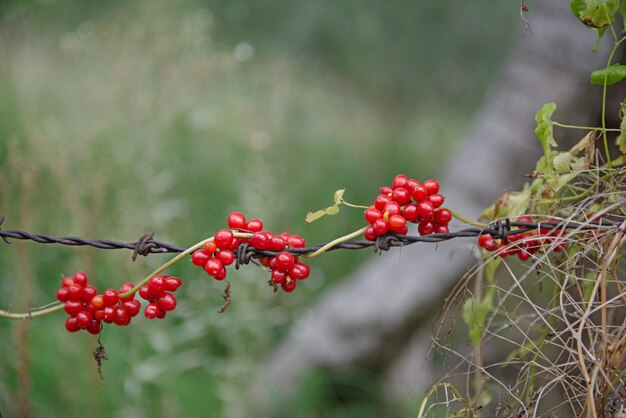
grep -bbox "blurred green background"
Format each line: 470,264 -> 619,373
0,1 -> 518,416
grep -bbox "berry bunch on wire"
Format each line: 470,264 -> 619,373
57,272 -> 182,334
191,212 -> 310,293
363,174 -> 452,240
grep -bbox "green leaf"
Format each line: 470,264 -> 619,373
462,287 -> 495,345
553,152 -> 573,173
621,0 -> 626,29
305,204 -> 340,223
591,64 -> 626,85
619,100 -> 626,153
535,103 -> 558,172
572,0 -> 620,28
333,189 -> 345,204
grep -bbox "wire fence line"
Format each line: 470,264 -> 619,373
1,215 -> 622,262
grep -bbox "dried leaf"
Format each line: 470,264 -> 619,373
305,205 -> 340,223
333,189 -> 345,204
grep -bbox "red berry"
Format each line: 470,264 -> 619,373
86,319 -> 102,335
288,262 -> 310,280
156,310 -> 167,319
364,226 -> 377,241
138,285 -> 152,300
287,235 -> 306,248
484,239 -> 498,251
392,188 -> 411,205
388,215 -> 407,233
268,257 -> 278,270
477,234 -> 493,248
518,250 -> 531,261
213,265 -> 228,281
281,278 -> 297,293
67,284 -> 84,300
428,194 -> 444,208
214,229 -> 234,250
397,225 -> 409,235
89,294 -> 105,309
192,250 -> 210,267
364,206 -> 382,224
56,287 -> 70,303
418,221 -> 435,236
246,219 -> 264,232
103,306 -> 115,323
251,232 -> 270,250
144,303 -> 159,319
119,283 -> 135,302
157,293 -> 177,311
405,179 -> 421,193
275,252 -> 295,271
65,316 -> 80,333
423,179 -> 440,195
203,241 -> 218,255
383,201 -> 401,217
76,311 -> 92,329
164,276 -> 182,292
392,174 -> 408,189
271,270 -> 287,284
374,194 -> 392,211
411,186 -> 428,202
417,201 -> 434,219
269,236 -> 287,251
102,289 -> 120,307
517,215 -> 533,224
64,300 -> 84,316
73,272 -> 88,287
93,309 -> 105,320
229,237 -> 241,251
61,277 -> 75,288
82,285 -> 98,302
402,204 -> 419,222
205,258 -> 225,277
434,208 -> 452,224
380,186 -> 393,195
433,225 -> 449,234
216,249 -> 235,266
113,306 -> 131,326
372,218 -> 389,235
227,211 -> 247,229
123,300 -> 142,317
148,276 -> 165,296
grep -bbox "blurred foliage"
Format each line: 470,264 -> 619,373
0,0 -> 517,417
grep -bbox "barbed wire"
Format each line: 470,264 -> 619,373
1,215 -> 622,263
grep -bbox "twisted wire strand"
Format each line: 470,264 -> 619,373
0,215 -> 619,261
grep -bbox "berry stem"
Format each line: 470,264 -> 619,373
552,122 -> 619,132
339,200 -> 369,210
303,226 -> 368,258
449,210 -> 487,228
0,302 -> 64,319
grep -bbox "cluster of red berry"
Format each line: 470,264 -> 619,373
363,174 -> 452,240
138,275 -> 181,319
477,216 -> 567,261
57,272 -> 182,333
191,212 -> 310,292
